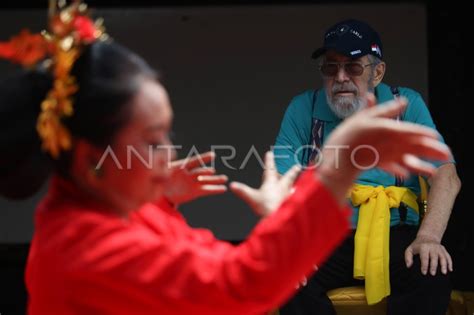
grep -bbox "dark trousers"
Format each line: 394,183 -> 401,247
280,225 -> 452,315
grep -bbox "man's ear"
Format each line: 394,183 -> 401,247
71,139 -> 104,187
373,62 -> 386,86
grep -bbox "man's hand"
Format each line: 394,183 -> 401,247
405,235 -> 453,275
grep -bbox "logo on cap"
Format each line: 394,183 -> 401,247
371,44 -> 382,57
336,25 -> 350,36
350,50 -> 362,56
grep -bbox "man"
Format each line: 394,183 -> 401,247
274,19 -> 461,315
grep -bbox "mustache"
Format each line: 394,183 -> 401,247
332,83 -> 358,94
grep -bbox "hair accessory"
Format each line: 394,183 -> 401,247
0,0 -> 107,158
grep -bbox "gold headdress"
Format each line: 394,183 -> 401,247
0,0 -> 107,158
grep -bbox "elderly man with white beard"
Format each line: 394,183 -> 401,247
273,19 -> 461,315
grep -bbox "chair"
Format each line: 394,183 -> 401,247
328,287 -> 473,315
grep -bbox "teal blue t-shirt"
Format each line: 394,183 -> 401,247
273,83 -> 452,228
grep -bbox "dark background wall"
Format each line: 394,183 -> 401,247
0,0 -> 471,313
0,4 -> 429,242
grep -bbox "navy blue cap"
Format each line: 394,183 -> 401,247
311,19 -> 383,60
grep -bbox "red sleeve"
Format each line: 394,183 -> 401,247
136,197 -> 221,245
68,170 -> 350,315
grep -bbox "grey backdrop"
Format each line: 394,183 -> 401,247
0,4 -> 427,242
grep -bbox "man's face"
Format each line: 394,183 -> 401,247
321,51 -> 376,119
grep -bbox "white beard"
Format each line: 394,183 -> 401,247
325,79 -> 374,119
326,94 -> 367,119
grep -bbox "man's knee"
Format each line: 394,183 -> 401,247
400,255 -> 451,294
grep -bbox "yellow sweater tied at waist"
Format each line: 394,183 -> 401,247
350,184 -> 419,305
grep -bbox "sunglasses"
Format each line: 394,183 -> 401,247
319,61 -> 373,77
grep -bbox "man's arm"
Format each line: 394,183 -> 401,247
405,162 -> 461,275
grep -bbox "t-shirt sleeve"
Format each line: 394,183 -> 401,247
401,88 -> 455,167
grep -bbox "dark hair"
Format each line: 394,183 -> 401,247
0,41 -> 156,200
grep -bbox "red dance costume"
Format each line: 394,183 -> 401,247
26,170 -> 350,315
